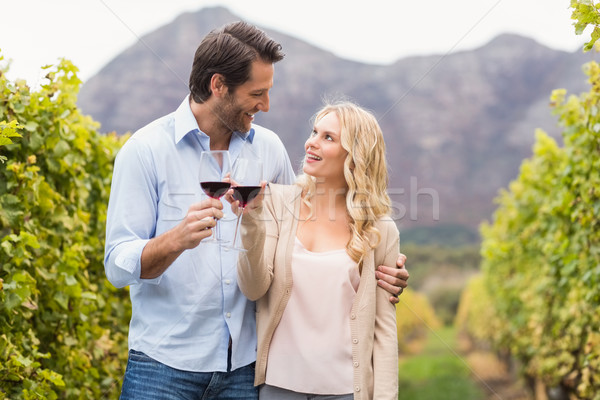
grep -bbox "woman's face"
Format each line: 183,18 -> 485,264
303,112 -> 348,185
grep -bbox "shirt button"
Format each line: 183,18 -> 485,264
224,279 -> 231,285
226,312 -> 231,318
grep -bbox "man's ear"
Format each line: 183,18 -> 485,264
210,74 -> 228,98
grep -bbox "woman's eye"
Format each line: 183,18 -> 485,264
325,135 -> 333,141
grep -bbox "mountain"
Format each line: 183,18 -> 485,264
77,6 -> 599,241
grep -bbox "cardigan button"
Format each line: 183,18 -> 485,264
352,338 -> 358,344
355,386 -> 361,392
353,362 -> 359,367
350,313 -> 356,319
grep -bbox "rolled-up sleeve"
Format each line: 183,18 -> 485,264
104,137 -> 162,288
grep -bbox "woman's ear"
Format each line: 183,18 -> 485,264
348,158 -> 356,172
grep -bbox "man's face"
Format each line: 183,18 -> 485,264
213,60 -> 274,133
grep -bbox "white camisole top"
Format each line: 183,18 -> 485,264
264,237 -> 360,394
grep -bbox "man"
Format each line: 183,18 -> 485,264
104,21 -> 408,399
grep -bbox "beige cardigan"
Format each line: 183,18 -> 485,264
238,183 -> 399,400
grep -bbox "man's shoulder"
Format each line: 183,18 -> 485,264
122,113 -> 175,150
250,124 -> 285,147
250,123 -> 277,136
133,113 -> 174,139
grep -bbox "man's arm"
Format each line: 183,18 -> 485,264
376,253 -> 409,305
104,138 -> 223,287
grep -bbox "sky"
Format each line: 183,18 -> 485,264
0,0 -> 589,88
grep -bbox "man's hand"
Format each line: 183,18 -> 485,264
174,198 -> 224,249
140,198 -> 223,279
376,253 -> 409,305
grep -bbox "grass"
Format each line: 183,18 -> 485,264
398,326 -> 485,400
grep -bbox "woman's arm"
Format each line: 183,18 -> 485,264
236,185 -> 278,301
372,222 -> 400,399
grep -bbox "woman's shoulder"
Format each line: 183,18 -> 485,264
266,183 -> 301,200
374,215 -> 399,237
262,183 -> 301,218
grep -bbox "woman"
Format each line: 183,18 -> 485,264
236,101 -> 399,399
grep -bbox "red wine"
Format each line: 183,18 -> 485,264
232,186 -> 261,207
201,181 -> 231,199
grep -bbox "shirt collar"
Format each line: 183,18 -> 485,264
237,128 -> 255,144
174,95 -> 256,145
174,95 -> 200,144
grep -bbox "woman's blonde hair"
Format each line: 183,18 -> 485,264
297,101 -> 392,269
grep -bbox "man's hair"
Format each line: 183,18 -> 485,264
189,21 -> 285,103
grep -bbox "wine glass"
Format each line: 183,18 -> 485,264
226,158 -> 263,252
199,150 -> 232,244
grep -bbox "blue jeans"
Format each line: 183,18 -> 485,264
120,350 -> 257,400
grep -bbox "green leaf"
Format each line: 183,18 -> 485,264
24,121 -> 38,132
52,140 -> 70,157
54,292 -> 69,310
4,292 -> 21,310
29,131 -> 45,151
12,354 -> 33,368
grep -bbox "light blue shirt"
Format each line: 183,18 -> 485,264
104,96 -> 296,372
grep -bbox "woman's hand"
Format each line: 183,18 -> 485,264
225,180 -> 267,216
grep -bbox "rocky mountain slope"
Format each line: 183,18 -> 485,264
77,6 -> 599,239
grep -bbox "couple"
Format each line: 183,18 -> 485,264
104,21 -> 408,400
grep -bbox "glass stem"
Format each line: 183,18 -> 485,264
232,210 -> 243,248
213,217 -> 219,241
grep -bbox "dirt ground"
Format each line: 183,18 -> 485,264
466,350 -> 534,400
457,332 -> 535,400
